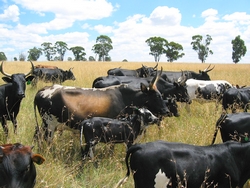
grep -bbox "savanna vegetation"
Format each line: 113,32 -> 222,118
0,61 -> 250,188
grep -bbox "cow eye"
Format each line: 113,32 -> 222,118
24,165 -> 30,174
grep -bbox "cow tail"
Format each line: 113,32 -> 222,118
114,145 -> 141,188
33,99 -> 40,140
211,113 -> 227,145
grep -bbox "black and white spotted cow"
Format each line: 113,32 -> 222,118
116,140 -> 250,188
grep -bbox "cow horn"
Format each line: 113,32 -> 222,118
24,61 -> 35,76
204,64 -> 215,73
0,61 -> 12,77
153,62 -> 158,70
178,70 -> 187,86
150,67 -> 162,89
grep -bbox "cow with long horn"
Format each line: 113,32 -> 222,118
0,61 -> 34,136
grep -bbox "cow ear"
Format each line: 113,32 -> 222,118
140,83 -> 148,93
26,75 -> 35,82
26,75 -> 35,85
2,77 -> 12,83
31,153 -> 45,165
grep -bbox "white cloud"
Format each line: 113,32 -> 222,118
223,12 -> 250,25
0,5 -> 19,22
1,3 -> 250,63
94,25 -> 113,34
13,0 -> 114,19
201,8 -> 218,22
149,6 -> 181,26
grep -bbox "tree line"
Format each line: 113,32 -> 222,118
0,34 -> 247,64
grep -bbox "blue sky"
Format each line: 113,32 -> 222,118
0,0 -> 250,63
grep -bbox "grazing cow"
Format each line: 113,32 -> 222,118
107,63 -> 158,77
115,140 -> 250,188
211,112 -> 250,144
0,143 -> 45,188
80,107 -> 158,159
222,87 -> 250,113
34,69 -> 169,141
151,64 -> 215,82
0,61 -> 34,135
186,79 -> 233,102
32,67 -> 75,86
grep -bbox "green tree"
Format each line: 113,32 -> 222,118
27,47 -> 43,61
0,52 -> 7,61
191,34 -> 213,63
231,35 -> 247,64
19,52 -> 26,61
92,35 -> 113,61
88,56 -> 95,61
69,46 -> 86,61
41,42 -> 56,61
145,36 -> 167,62
164,41 -> 185,62
54,41 -> 68,61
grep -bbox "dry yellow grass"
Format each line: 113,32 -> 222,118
1,61 -> 250,187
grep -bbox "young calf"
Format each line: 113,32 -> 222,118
80,107 -> 158,159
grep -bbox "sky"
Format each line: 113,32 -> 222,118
0,0 -> 250,63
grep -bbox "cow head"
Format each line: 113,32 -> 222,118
0,143 -> 45,188
197,64 -> 215,80
165,98 -> 179,117
142,67 -> 170,116
139,63 -> 158,77
0,61 -> 34,98
62,68 -> 76,81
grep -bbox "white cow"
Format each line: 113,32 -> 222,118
186,79 -> 233,101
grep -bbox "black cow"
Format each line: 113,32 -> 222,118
222,87 -> 250,113
32,67 -> 75,86
93,73 -> 190,104
80,107 -> 158,159
34,69 -> 169,142
151,64 -> 215,82
212,112 -> 250,144
116,140 -> 250,188
107,63 -> 158,77
0,143 -> 45,188
0,61 -> 34,135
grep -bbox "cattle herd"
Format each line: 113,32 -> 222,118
1,61 -> 250,187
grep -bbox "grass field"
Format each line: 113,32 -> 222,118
1,61 -> 250,188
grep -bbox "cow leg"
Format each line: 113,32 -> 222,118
10,115 -> 17,134
82,140 -> 97,160
1,116 -> 8,136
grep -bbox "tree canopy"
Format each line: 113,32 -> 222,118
231,35 -> 247,64
27,47 -> 43,61
41,42 -> 56,61
0,52 -> 7,61
69,46 -> 86,61
191,34 -> 213,63
54,41 -> 68,61
92,35 -> 113,61
164,41 -> 185,62
145,36 -> 167,62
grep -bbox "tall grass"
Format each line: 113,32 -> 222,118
1,61 -> 250,187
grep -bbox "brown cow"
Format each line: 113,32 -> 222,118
0,143 -> 45,188
35,65 -> 58,69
